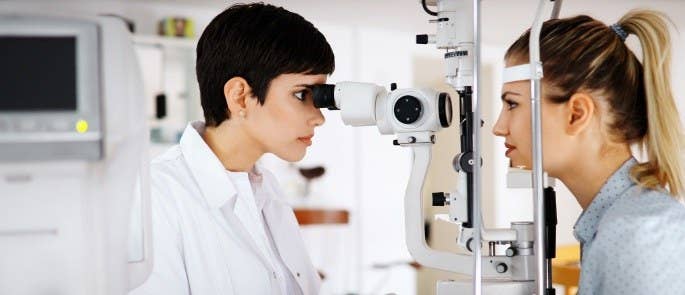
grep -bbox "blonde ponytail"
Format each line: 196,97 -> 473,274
620,10 -> 685,198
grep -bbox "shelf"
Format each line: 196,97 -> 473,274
293,208 -> 349,225
133,34 -> 197,50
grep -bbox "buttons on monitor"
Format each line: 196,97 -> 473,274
16,120 -> 38,132
49,120 -> 71,132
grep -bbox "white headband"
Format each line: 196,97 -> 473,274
502,63 -> 543,83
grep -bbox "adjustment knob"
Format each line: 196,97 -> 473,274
505,247 -> 517,257
394,95 -> 422,124
432,192 -> 446,206
495,263 -> 508,273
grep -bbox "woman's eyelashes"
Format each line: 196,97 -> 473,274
504,98 -> 518,110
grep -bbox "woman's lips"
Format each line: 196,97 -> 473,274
505,143 -> 516,157
298,136 -> 313,146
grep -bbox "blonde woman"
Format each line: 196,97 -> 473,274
493,10 -> 685,294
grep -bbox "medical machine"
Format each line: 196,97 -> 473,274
0,13 -> 152,295
312,0 -> 563,294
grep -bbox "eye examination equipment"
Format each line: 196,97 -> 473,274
0,13 -> 152,295
312,0 -> 563,294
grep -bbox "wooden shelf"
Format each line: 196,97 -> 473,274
293,208 -> 349,225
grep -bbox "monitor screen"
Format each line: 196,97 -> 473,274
0,36 -> 78,111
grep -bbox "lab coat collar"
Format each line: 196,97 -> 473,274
573,157 -> 637,245
226,166 -> 269,211
249,168 -> 268,210
180,121 -> 237,209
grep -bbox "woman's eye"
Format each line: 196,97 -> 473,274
294,89 -> 311,102
506,100 -> 518,110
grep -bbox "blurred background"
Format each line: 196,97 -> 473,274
2,1 -> 683,294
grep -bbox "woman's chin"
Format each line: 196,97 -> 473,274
274,149 -> 306,163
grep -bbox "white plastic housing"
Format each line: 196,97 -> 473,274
333,81 -> 386,127
0,13 -> 152,295
437,279 -> 534,295
333,82 -> 449,136
387,88 -> 445,134
434,0 -> 474,49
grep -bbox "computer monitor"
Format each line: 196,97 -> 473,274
0,14 -> 152,294
0,16 -> 102,161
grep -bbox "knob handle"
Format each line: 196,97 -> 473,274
495,263 -> 508,273
432,192 -> 446,206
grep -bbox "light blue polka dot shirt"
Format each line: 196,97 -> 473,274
573,157 -> 685,295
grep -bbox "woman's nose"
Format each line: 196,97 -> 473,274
492,113 -> 508,137
309,108 -> 325,127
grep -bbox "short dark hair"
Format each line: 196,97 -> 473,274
196,3 -> 335,127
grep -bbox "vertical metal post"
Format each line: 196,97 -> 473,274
471,0 -> 482,294
531,77 -> 545,295
530,1 -> 548,294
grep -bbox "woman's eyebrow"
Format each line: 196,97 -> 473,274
501,91 -> 521,101
294,83 -> 318,88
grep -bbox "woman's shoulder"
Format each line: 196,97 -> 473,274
612,186 -> 685,218
598,186 -> 685,242
589,188 -> 685,294
149,145 -> 208,210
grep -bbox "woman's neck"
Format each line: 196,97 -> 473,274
202,121 -> 264,172
556,145 -> 632,209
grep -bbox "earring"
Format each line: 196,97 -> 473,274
239,110 -> 245,118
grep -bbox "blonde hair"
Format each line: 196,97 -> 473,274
505,10 -> 685,198
619,10 -> 685,197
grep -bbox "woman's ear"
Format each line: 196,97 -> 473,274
565,92 -> 595,135
223,77 -> 252,117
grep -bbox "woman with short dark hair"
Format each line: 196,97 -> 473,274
130,3 -> 334,295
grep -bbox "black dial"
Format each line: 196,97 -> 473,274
394,95 -> 422,124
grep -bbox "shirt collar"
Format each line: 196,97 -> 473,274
573,157 -> 637,244
249,167 -> 268,210
225,165 -> 269,211
180,121 -> 238,209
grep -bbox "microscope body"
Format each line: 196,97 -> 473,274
310,77 -> 539,294
309,0 -> 560,293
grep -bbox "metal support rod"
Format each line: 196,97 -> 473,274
530,0 -> 548,294
532,67 -> 546,295
471,0 -> 482,294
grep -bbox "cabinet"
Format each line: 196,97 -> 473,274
133,35 -> 201,144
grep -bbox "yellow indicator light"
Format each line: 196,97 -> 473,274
75,120 -> 89,133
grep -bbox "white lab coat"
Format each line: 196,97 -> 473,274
130,122 -> 321,295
